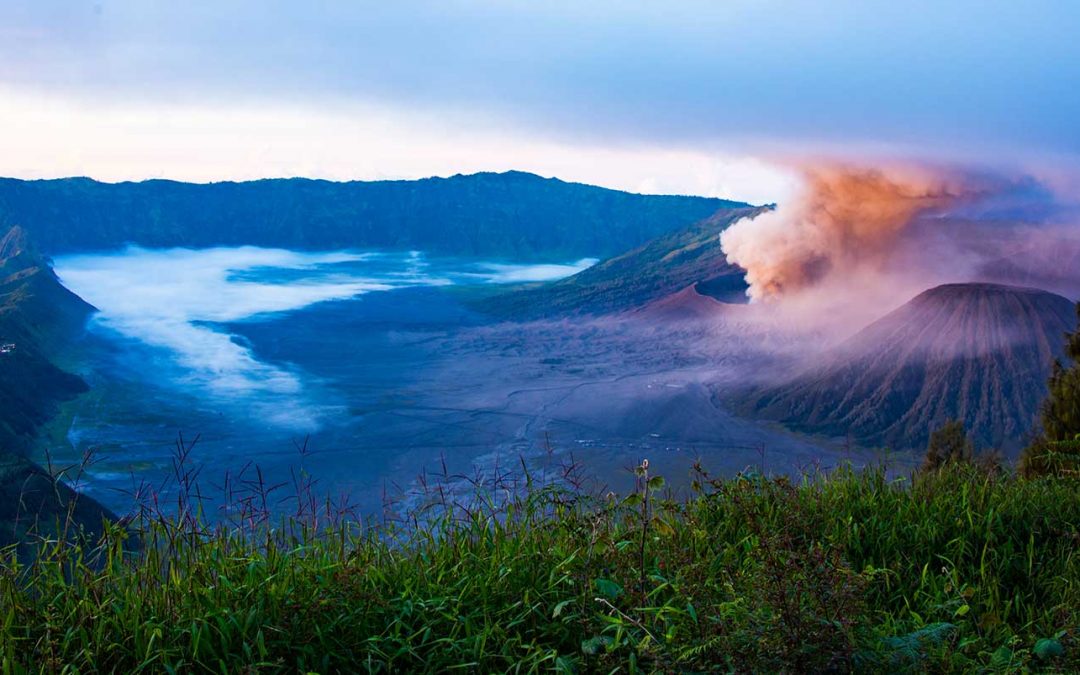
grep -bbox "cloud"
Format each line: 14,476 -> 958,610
54,246 -> 595,430
0,88 -> 797,204
56,247 -> 388,430
719,165 -> 994,301
477,259 -> 598,284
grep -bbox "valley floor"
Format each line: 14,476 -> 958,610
38,297 -> 904,519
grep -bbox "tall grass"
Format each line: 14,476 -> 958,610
1,451 -> 1077,673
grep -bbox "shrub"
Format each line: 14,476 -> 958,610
1021,436 -> 1080,478
922,419 -> 974,472
1023,301 -> 1080,475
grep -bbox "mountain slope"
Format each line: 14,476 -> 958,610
629,284 -> 732,322
475,206 -> 764,319
739,283 -> 1077,451
0,226 -> 93,454
0,172 -> 744,259
0,226 -> 115,551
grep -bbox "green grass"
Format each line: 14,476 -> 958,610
1,461 -> 1078,673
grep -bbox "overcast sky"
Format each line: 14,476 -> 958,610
2,1 -> 1078,203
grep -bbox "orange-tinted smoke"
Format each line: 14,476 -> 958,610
720,164 -> 985,301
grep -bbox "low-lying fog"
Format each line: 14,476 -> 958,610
46,246 -> 891,517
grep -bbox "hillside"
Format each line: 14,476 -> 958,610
0,172 -> 744,259
739,283 -> 1077,451
475,206 -> 763,319
629,284 -> 732,322
0,226 -> 115,550
0,226 -> 94,453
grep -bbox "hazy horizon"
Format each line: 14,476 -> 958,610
5,2 -> 1080,204
0,169 -> 764,202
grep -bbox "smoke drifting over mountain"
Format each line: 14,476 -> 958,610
719,163 -> 1080,321
719,165 -> 992,301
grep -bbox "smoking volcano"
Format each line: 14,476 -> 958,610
712,162 -> 1080,451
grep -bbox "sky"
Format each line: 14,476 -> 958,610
2,1 -> 1079,204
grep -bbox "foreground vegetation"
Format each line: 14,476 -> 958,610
1,453 -> 1077,674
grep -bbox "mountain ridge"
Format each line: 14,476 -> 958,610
0,172 -> 747,259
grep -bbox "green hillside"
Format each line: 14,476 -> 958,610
0,226 -> 93,454
475,206 -> 762,319
0,226 -> 115,552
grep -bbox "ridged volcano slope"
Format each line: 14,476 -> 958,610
741,283 -> 1077,451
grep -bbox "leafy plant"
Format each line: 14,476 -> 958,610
1023,302 -> 1080,476
923,419 -> 974,472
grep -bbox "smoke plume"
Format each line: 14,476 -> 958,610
719,164 -> 994,302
